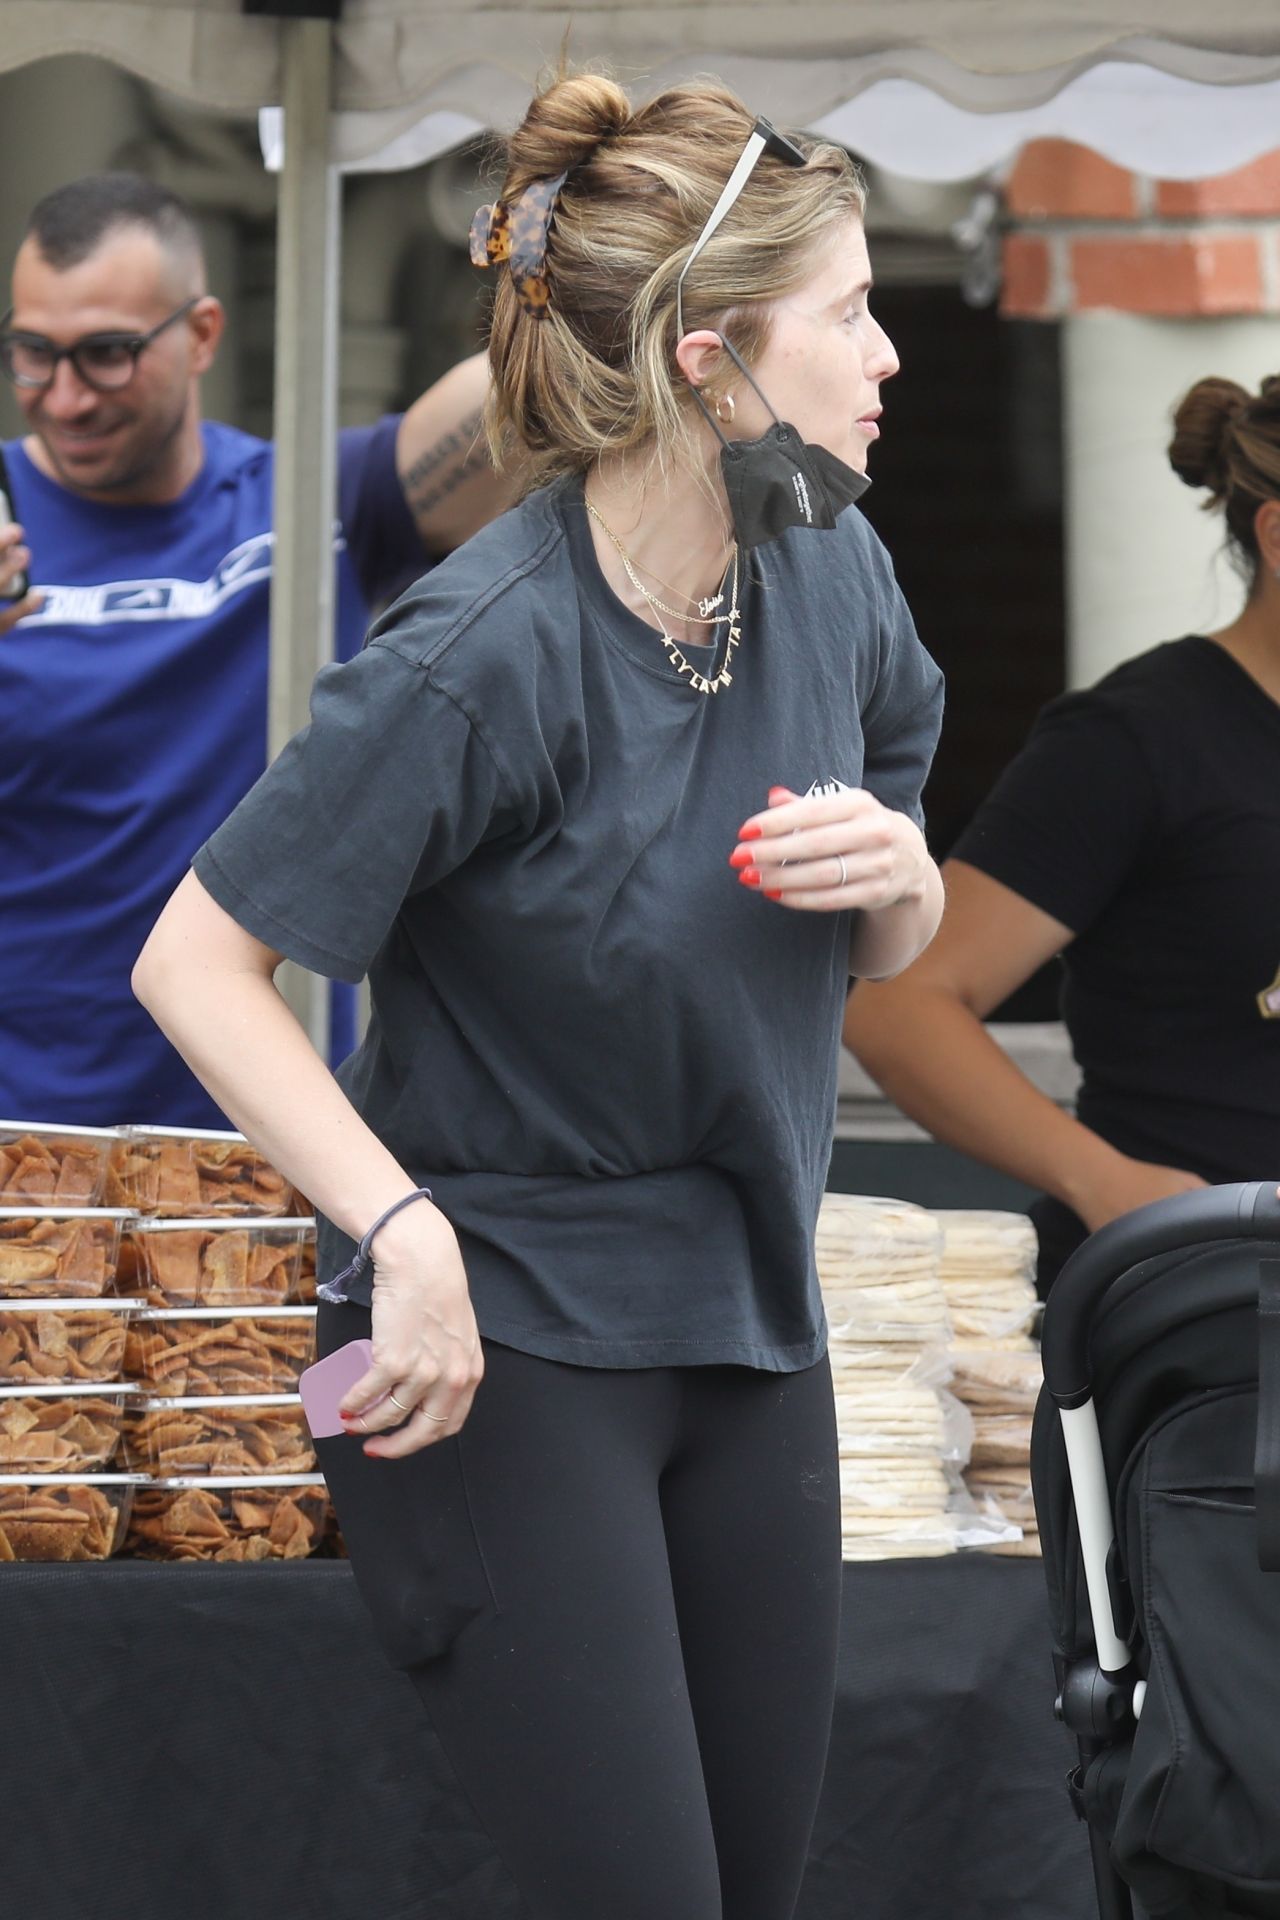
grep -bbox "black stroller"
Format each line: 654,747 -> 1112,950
1034,1181 -> 1280,1920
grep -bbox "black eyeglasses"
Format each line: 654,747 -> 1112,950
0,297 -> 199,393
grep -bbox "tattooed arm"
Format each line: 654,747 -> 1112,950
396,352 -> 516,556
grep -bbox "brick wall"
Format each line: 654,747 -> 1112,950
1001,142 -> 1280,320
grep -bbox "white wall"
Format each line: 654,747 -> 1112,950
1063,311 -> 1280,687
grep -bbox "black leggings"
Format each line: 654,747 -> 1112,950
316,1303 -> 841,1920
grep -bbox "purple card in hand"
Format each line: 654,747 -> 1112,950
299,1338 -> 386,1437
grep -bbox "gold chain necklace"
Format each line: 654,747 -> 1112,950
585,502 -> 742,696
625,546 -> 736,622
586,501 -> 735,626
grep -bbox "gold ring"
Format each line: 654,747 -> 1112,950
422,1410 -> 448,1424
835,853 -> 848,887
387,1390 -> 413,1415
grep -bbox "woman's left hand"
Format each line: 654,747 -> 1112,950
731,784 -> 929,913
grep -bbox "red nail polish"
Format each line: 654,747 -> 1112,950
729,846 -> 754,869
768,786 -> 792,802
738,867 -> 761,887
739,822 -> 763,841
764,889 -> 783,900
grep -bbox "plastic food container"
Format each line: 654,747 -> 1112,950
0,1297 -> 142,1385
294,1234 -> 316,1304
0,1382 -> 136,1471
106,1127 -> 295,1218
124,1305 -> 316,1397
121,1217 -> 314,1307
0,1472 -> 143,1560
0,1208 -> 135,1299
122,1393 -> 315,1476
125,1473 -> 328,1560
0,1123 -> 124,1208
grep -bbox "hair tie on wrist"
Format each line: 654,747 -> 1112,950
317,1186 -> 434,1305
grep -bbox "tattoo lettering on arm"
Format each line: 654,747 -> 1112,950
401,407 -> 490,521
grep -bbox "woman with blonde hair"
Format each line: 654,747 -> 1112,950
134,71 -> 943,1919
846,373 -> 1280,1296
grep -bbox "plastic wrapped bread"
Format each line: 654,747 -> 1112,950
932,1208 -> 1039,1343
947,1337 -> 1043,1556
816,1195 -> 949,1346
818,1196 -> 1021,1558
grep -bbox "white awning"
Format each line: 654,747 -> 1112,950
262,57 -> 1280,185
4,5 -> 1280,125
814,60 -> 1280,183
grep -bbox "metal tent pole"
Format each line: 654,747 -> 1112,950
269,14 -> 339,1051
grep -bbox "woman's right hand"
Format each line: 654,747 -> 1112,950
1072,1153 -> 1210,1236
339,1205 -> 484,1458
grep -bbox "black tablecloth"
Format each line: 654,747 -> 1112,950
9,1555 -> 1094,1920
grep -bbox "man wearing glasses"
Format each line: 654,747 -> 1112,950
0,171 -> 507,1128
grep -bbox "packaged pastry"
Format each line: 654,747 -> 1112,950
107,1127 -> 294,1218
0,1472 -> 142,1560
123,1393 -> 315,1475
124,1305 -> 316,1397
0,1208 -> 134,1298
122,1218 -> 313,1307
0,1124 -> 123,1208
125,1473 -> 328,1561
0,1382 -> 136,1470
0,1297 -> 141,1385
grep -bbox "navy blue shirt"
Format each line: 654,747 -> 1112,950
0,417 -> 423,1126
196,478 -> 942,1372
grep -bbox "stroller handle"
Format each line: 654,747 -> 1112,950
1042,1181 -> 1280,1407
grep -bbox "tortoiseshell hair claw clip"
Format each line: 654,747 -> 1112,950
469,169 -> 569,319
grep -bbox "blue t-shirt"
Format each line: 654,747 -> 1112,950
0,417 -> 424,1126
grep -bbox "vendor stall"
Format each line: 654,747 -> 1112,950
1,1118 -> 1075,1914
10,1555 -> 1094,1920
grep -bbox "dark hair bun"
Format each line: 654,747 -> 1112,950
504,73 -> 630,194
1168,375 -> 1251,497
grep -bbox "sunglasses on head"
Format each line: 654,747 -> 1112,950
469,115 -> 808,324
675,117 -> 808,340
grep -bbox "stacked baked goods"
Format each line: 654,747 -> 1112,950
0,1120 -> 327,1563
934,1210 -> 1043,1556
817,1194 -> 972,1560
111,1128 -> 326,1561
0,1123 -> 145,1559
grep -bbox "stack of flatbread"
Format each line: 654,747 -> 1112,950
944,1270 -> 1045,1558
817,1195 -> 949,1347
818,1195 -> 965,1559
934,1209 -> 1039,1345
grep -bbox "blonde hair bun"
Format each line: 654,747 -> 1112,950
503,73 -> 632,196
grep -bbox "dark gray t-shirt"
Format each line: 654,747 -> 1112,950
194,475 -> 942,1371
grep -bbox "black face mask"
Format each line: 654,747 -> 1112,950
698,336 -> 870,550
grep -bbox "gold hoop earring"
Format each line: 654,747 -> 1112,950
715,393 -> 736,425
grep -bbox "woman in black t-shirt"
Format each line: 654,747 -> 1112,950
846,373 -> 1280,1293
133,73 -> 944,1920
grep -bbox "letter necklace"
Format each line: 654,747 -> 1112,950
585,501 -> 741,695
